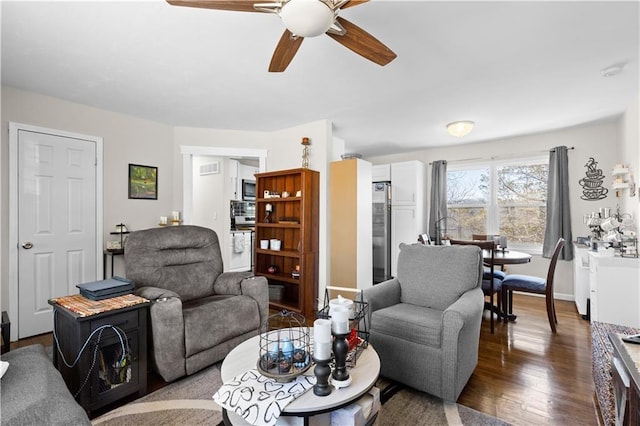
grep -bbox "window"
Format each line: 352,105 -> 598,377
446,157 -> 548,248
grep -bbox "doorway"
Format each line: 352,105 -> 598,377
9,123 -> 103,339
180,146 -> 267,269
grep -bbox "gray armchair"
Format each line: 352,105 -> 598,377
363,243 -> 484,402
124,225 -> 268,382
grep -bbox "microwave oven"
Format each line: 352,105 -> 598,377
242,179 -> 256,201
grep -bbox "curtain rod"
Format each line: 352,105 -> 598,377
428,146 -> 574,165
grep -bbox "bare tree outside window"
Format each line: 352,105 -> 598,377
447,168 -> 489,239
446,161 -> 548,246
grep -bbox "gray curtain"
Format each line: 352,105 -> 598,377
544,146 -> 573,260
429,160 -> 447,245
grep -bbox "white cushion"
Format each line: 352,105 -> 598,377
0,360 -> 9,378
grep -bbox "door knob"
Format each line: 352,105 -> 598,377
21,242 -> 33,249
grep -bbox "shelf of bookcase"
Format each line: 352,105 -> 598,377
255,248 -> 300,258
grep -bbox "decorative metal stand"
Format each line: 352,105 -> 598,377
317,286 -> 369,368
312,357 -> 332,396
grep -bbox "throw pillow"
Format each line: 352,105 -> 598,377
0,360 -> 9,378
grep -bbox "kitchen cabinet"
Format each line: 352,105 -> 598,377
573,244 -> 590,319
391,206 -> 420,277
372,164 -> 391,182
229,159 -> 259,201
389,160 -> 426,277
329,159 -> 372,290
589,252 -> 640,327
229,159 -> 239,200
391,161 -> 425,206
254,168 -> 319,319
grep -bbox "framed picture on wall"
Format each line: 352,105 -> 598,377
128,164 -> 158,200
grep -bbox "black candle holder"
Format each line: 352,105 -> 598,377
313,357 -> 332,396
331,332 -> 352,388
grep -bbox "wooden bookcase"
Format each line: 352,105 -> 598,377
254,168 -> 319,320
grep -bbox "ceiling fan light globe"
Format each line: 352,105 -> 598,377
280,0 -> 335,37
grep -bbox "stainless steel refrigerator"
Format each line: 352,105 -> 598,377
372,182 -> 392,284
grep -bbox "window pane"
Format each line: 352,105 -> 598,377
497,164 -> 548,205
499,206 -> 547,244
447,169 -> 489,205
446,207 -> 487,240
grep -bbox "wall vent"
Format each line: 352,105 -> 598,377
199,162 -> 220,176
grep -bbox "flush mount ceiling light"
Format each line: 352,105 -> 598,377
447,121 -> 474,137
600,63 -> 626,77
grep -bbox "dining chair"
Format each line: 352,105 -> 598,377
450,239 -> 502,333
500,238 -> 566,333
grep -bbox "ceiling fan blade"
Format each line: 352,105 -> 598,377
269,30 -> 304,72
326,16 -> 396,66
166,0 -> 267,13
340,0 -> 369,9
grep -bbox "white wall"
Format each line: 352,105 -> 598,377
618,96 -> 640,223
1,86 -> 342,320
366,119 -> 625,300
1,86 -> 175,299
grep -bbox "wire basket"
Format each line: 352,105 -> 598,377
317,286 -> 369,368
257,310 -> 311,382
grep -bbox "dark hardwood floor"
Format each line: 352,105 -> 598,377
458,293 -> 599,425
12,293 -> 599,425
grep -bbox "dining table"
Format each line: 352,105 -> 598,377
482,248 -> 532,322
484,249 -> 532,270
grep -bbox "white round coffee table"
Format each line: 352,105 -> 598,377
219,331 -> 380,425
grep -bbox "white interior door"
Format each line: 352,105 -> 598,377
16,128 -> 99,338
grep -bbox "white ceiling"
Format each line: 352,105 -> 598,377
2,1 -> 639,157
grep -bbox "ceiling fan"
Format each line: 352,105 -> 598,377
166,0 -> 397,72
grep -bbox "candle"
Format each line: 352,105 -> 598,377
172,211 -> 180,221
314,319 -> 332,360
315,341 -> 332,361
331,306 -> 349,335
329,295 -> 354,319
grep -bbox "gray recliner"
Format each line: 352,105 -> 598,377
363,243 -> 484,402
124,225 -> 268,382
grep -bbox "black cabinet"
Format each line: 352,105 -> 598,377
49,298 -> 149,416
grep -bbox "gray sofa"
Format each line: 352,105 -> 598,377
124,225 -> 268,382
363,243 -> 484,402
1,344 -> 90,425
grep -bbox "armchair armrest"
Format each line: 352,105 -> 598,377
240,276 -> 269,331
363,278 -> 401,312
135,286 -> 180,302
442,286 -> 484,331
213,271 -> 254,295
363,278 -> 401,325
135,286 -> 186,382
440,286 -> 484,401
